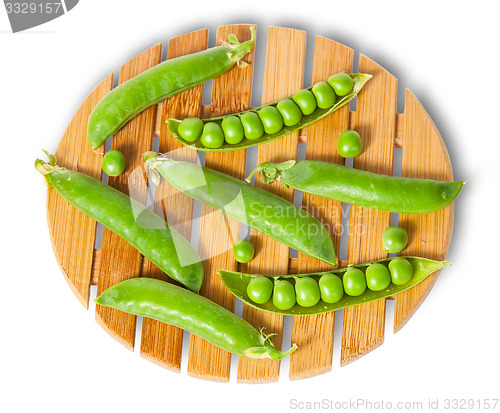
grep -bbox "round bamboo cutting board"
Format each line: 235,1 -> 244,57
46,24 -> 456,382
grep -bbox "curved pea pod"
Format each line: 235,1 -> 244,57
167,73 -> 372,151
87,27 -> 256,150
219,256 -> 450,315
144,152 -> 337,266
35,153 -> 203,292
247,160 -> 464,214
96,278 -> 297,360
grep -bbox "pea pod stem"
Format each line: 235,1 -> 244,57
35,152 -> 204,292
248,160 -> 464,214
87,27 -> 256,150
144,152 -> 337,266
219,256 -> 450,316
167,73 -> 372,151
95,278 -> 297,360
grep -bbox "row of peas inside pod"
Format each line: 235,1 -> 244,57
247,257 -> 414,311
176,73 -> 355,149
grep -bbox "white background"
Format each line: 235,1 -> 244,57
1,1 -> 499,412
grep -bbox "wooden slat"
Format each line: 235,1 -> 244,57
341,55 -> 398,366
187,24 -> 256,382
393,89 -> 454,332
237,26 -> 306,383
289,37 -> 353,379
140,30 -> 208,371
47,74 -> 113,308
95,44 -> 162,350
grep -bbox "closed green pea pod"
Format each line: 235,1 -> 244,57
88,27 -> 256,150
248,160 -> 464,215
312,81 -> 337,109
276,99 -> 302,126
240,112 -> 264,140
178,118 -> 204,142
96,278 -> 297,360
258,106 -> 284,134
145,153 -> 337,266
35,154 -> 203,292
292,89 -> 317,115
221,116 -> 244,145
200,122 -> 224,149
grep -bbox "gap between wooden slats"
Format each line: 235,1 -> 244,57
139,29 -> 208,372
393,89 -> 454,332
289,36 -> 353,380
95,44 -> 162,351
47,74 -> 113,309
341,55 -> 398,366
237,26 -> 306,384
187,24 -> 256,382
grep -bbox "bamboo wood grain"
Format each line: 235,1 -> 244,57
237,26 -> 306,383
140,29 -> 208,371
393,89 -> 454,332
187,24 -> 256,382
47,74 -> 112,309
95,44 -> 162,351
341,55 -> 397,366
289,37 -> 353,380
48,26 -> 457,381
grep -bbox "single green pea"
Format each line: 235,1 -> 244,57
365,263 -> 391,291
247,276 -> 273,304
311,81 -> 337,109
233,239 -> 255,264
318,274 -> 344,304
295,277 -> 321,307
102,149 -> 126,177
273,280 -> 296,310
389,257 -> 414,285
276,99 -> 302,127
240,112 -> 264,140
337,130 -> 363,158
382,226 -> 408,254
200,122 -> 224,149
292,89 -> 317,115
343,267 -> 367,296
327,72 -> 354,96
258,106 -> 284,135
221,116 -> 244,145
178,118 -> 204,142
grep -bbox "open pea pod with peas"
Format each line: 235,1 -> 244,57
168,73 -> 372,151
219,256 -> 449,315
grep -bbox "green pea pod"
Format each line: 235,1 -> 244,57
167,73 -> 372,151
87,27 -> 256,150
95,278 -> 297,360
144,152 -> 337,266
35,153 -> 203,292
219,256 -> 450,315
247,160 -> 464,214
